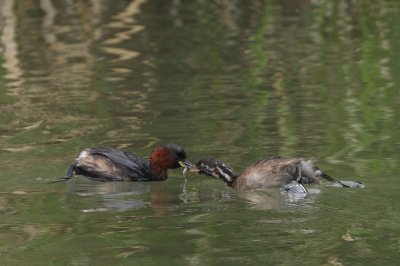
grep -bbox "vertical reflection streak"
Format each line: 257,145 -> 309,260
103,0 -> 147,62
40,0 -> 57,45
0,0 -> 23,92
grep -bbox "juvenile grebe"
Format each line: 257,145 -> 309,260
52,144 -> 192,182
185,157 -> 350,190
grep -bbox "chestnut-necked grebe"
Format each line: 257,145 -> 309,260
52,144 -> 192,182
185,157 -> 351,190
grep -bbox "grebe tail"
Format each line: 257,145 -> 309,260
48,162 -> 77,183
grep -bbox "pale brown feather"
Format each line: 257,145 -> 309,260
233,158 -> 319,190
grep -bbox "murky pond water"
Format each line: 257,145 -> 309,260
0,1 -> 399,265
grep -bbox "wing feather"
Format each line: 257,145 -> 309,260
90,148 -> 151,181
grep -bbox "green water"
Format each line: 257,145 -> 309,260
0,1 -> 399,265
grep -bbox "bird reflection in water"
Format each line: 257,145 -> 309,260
66,179 -> 175,216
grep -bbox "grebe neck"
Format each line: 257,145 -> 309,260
148,145 -> 177,180
224,174 -> 239,188
150,164 -> 168,180
213,164 -> 240,188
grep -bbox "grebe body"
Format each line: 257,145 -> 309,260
56,144 -> 191,182
187,157 -> 343,191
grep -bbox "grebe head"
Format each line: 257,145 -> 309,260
187,158 -> 239,184
150,143 -> 192,170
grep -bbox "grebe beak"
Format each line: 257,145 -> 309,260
179,160 -> 198,176
179,160 -> 193,168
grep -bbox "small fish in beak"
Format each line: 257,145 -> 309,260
179,160 -> 197,176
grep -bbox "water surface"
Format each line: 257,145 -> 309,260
0,1 -> 399,265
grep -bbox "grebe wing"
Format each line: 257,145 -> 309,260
91,148 -> 147,166
90,148 -> 151,181
240,158 -> 305,188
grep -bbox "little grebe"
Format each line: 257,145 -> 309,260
185,157 -> 349,190
52,143 -> 192,182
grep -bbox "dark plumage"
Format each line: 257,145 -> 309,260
53,143 -> 191,182
187,157 -> 347,190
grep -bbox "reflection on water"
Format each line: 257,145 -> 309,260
0,0 -> 22,90
103,0 -> 146,64
0,0 -> 399,265
67,179 -> 150,212
0,0 -> 156,153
